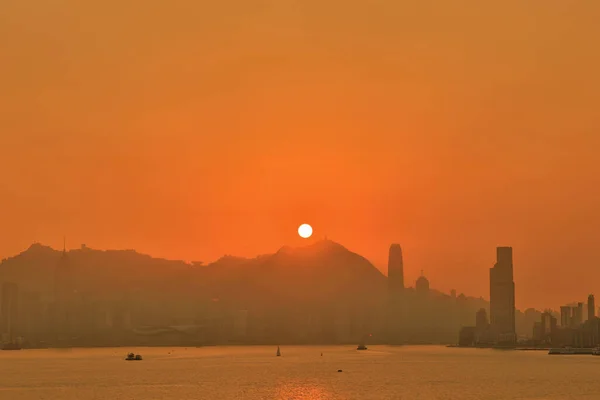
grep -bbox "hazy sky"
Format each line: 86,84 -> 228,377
1,1 -> 599,310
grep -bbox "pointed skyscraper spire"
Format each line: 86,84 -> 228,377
388,244 -> 404,294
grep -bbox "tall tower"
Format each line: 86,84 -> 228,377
572,303 -> 584,326
54,239 -> 75,336
560,306 -> 571,327
54,240 -> 73,304
386,244 -> 405,344
489,246 -> 516,344
588,295 -> 595,321
387,244 -> 404,295
0,282 -> 19,341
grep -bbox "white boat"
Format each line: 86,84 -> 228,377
276,346 -> 281,357
592,348 -> 600,356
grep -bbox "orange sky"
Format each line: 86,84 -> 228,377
1,1 -> 599,311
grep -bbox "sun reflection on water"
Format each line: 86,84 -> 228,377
274,382 -> 335,400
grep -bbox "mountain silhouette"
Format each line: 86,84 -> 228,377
200,239 -> 386,308
0,243 -> 192,301
0,240 -> 384,304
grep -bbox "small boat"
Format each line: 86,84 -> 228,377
125,352 -> 143,360
276,346 -> 281,357
357,344 -> 368,350
592,348 -> 600,356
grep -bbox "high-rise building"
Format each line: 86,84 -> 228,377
54,241 -> 76,335
54,242 -> 73,304
489,247 -> 516,344
588,295 -> 595,321
475,308 -> 489,331
541,311 -> 556,336
387,244 -> 404,295
19,291 -> 42,342
560,306 -> 572,327
386,244 -> 405,344
572,303 -> 584,326
532,322 -> 543,342
0,282 -> 19,341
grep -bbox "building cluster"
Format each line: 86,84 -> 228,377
0,247 -> 134,347
530,294 -> 600,348
385,244 -> 487,344
456,245 -> 600,349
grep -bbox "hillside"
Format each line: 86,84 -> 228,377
198,239 -> 387,308
0,240 -> 385,300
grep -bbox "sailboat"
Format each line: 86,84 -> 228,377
357,333 -> 371,350
276,346 -> 281,356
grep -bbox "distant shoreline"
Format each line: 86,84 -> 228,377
16,343 -> 456,350
447,345 -> 552,351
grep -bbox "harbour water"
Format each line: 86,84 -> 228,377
1,345 -> 599,399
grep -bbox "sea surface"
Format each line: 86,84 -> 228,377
1,345 -> 598,399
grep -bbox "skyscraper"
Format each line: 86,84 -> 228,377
489,247 -> 516,344
560,306 -> 572,327
588,295 -> 595,321
387,244 -> 404,343
540,311 -> 556,345
0,282 -> 19,341
54,239 -> 73,304
54,241 -> 75,336
387,244 -> 404,295
571,303 -> 584,327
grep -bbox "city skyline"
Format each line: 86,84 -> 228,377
0,238 -> 593,312
4,238 -> 597,349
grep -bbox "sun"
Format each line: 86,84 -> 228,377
298,223 -> 313,239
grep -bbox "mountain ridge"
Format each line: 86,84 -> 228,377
0,239 -> 465,301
